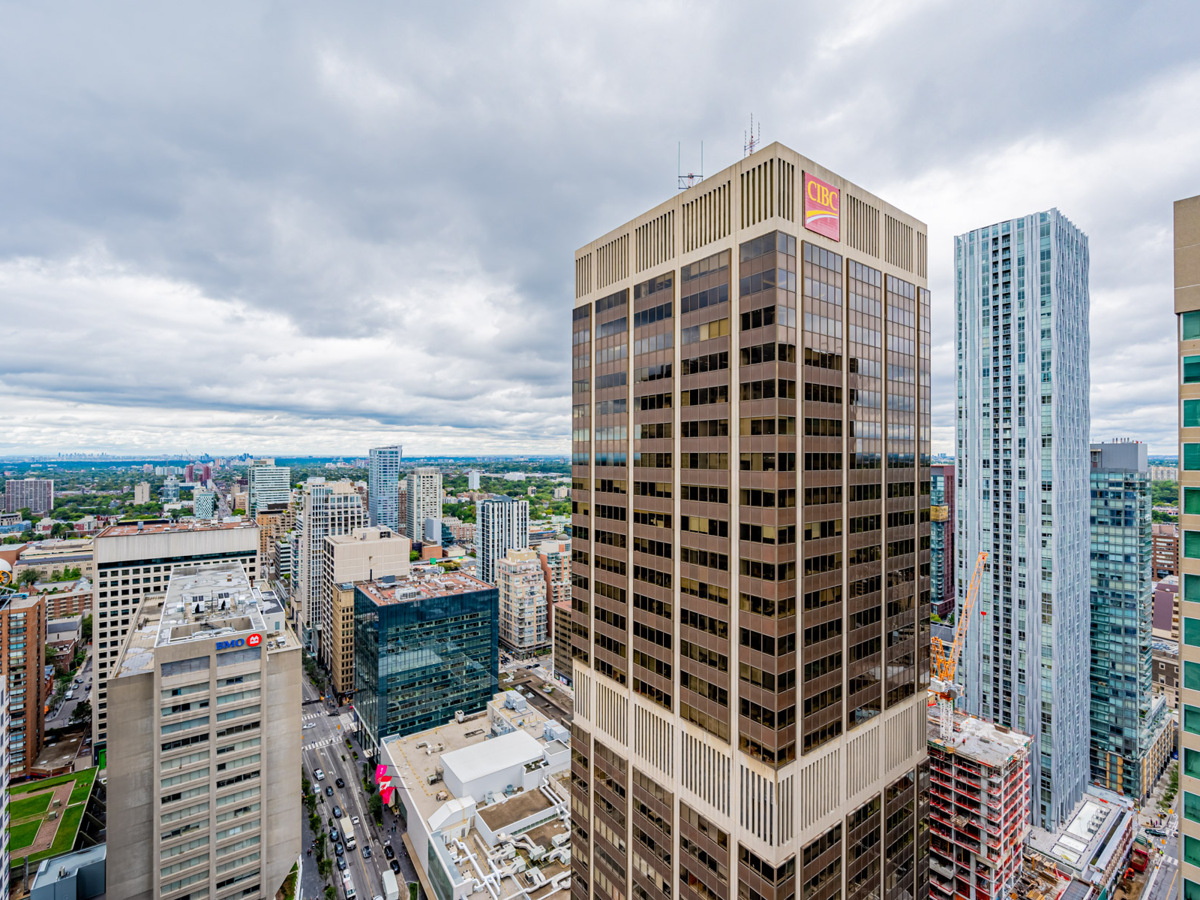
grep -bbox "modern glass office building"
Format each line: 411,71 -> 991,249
1089,441 -> 1172,800
955,209 -> 1090,830
353,571 -> 499,755
369,444 -> 403,531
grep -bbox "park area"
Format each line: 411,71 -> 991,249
7,768 -> 97,869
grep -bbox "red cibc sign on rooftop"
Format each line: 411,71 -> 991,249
804,172 -> 840,241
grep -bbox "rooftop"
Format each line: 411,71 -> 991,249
358,568 -> 493,605
1027,786 -> 1136,881
928,706 -> 1031,768
96,520 -> 256,539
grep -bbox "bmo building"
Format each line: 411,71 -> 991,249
107,561 -> 302,900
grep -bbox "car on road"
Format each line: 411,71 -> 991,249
334,843 -> 345,857
361,846 -> 372,859
325,786 -> 334,797
331,828 -> 340,843
315,768 -> 325,780
351,815 -> 360,826
333,805 -> 343,819
526,664 -> 535,669
384,844 -> 395,859
336,777 -> 345,788
389,860 -> 401,875
337,856 -> 348,871
303,723 -> 316,729
1147,827 -> 1168,836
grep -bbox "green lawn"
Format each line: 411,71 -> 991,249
49,805 -> 85,856
9,792 -> 53,820
9,768 -> 91,797
8,820 -> 42,852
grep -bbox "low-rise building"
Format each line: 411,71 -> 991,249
1149,465 -> 1178,482
1024,786 -> 1137,900
1153,638 -> 1180,709
354,569 -> 498,754
380,690 -> 571,900
29,844 -> 107,900
1154,522 -> 1180,579
30,578 -> 91,619
14,538 -> 94,582
46,616 -> 83,672
1154,576 -> 1180,640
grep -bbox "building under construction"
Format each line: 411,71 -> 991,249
928,707 -> 1032,900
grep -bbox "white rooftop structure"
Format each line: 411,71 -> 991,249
442,729 -> 545,799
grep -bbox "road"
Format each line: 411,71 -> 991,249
299,672 -> 421,900
46,648 -> 92,728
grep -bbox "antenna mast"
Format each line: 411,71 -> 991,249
744,115 -> 761,157
677,141 -> 704,190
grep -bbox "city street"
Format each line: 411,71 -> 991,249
46,647 -> 92,729
299,671 -> 422,900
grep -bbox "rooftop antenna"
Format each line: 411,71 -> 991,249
677,141 -> 704,190
744,115 -> 761,157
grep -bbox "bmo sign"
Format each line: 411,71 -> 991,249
804,172 -> 840,241
216,633 -> 262,651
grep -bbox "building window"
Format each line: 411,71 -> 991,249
1187,705 -> 1200,736
1184,311 -> 1200,342
1186,356 -> 1200,384
1187,400 -> 1200,429
1188,445 -> 1200,471
1187,532 -> 1200,560
1188,792 -> 1200,825
1187,748 -> 1200,780
1187,489 -> 1200,517
1187,878 -> 1200,900
1187,662 -> 1200,692
1188,619 -> 1200,649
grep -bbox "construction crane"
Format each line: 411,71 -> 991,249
930,550 -> 987,741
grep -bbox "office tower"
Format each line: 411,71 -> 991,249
497,547 -> 549,655
353,571 -> 499,754
255,501 -> 295,579
927,709 -> 1031,900
201,463 -> 212,483
552,599 -> 573,684
107,562 -> 301,900
571,144 -> 932,900
294,478 -> 365,652
0,684 -> 7,900
161,476 -> 181,503
134,482 -> 151,505
368,444 -> 403,530
1089,441 -> 1173,800
185,463 -> 195,483
319,525 -> 411,695
1175,192 -> 1200,891
4,477 -> 54,514
0,592 -> 47,778
247,460 -> 291,516
193,489 -> 216,519
929,464 -> 955,620
955,209 -> 1090,829
468,469 -> 481,491
91,521 -> 260,752
404,468 -> 442,542
476,496 -> 529,585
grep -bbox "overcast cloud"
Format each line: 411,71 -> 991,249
2,1 -> 1198,457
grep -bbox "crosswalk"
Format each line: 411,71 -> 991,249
304,735 -> 340,751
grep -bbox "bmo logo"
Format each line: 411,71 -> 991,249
216,633 -> 262,651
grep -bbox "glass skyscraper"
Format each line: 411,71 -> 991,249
1089,441 -> 1171,800
353,571 -> 499,754
369,444 -> 403,531
955,209 -> 1090,830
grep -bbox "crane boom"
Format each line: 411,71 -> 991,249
929,550 -> 987,740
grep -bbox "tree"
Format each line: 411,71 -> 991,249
70,699 -> 92,724
368,793 -> 383,824
324,885 -> 337,900
18,568 -> 40,586
81,614 -> 93,642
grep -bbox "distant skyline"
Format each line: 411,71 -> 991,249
2,3 -> 1198,455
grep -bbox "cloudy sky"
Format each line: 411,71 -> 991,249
3,1 -> 1198,457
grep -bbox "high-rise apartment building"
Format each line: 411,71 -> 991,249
319,526 -> 410,696
353,571 -> 498,754
571,144 -> 932,900
0,592 -> 46,779
107,562 -> 301,900
476,496 -> 529,585
193,489 -> 216,519
294,478 -> 365,651
539,539 -> 572,608
927,709 -> 1030,900
134,482 -> 151,505
955,209 -> 1090,829
1174,192 -> 1200,889
1153,522 -> 1180,579
368,444 -> 403,531
247,460 -> 291,516
0,684 -> 8,900
930,464 -> 955,620
497,547 -> 549,655
3,477 -> 53,515
404,468 -> 442,542
255,501 -> 294,580
468,469 -> 481,491
92,521 -> 260,751
1089,440 -> 1173,800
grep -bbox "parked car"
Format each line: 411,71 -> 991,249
334,843 -> 345,857
384,844 -> 395,859
331,828 -> 340,843
389,860 -> 401,875
1147,827 -> 1168,837
333,805 -> 343,819
337,857 -> 348,871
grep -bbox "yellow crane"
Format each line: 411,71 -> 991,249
930,550 -> 987,741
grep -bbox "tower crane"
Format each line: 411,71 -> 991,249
929,550 -> 987,741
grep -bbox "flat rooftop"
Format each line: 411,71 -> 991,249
1027,786 -> 1135,877
928,706 -> 1030,768
359,569 -> 493,605
96,520 -> 255,539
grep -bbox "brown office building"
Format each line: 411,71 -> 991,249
1,592 -> 47,779
570,144 -> 931,900
1153,522 -> 1179,580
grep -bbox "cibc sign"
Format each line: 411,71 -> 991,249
804,172 -> 840,241
216,632 -> 262,652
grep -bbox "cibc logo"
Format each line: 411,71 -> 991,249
216,633 -> 263,651
803,172 -> 840,241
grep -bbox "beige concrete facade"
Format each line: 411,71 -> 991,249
1177,192 -> 1200,888
15,538 -> 94,582
318,526 -> 410,693
107,562 -> 301,900
497,547 -> 549,656
91,521 -> 260,750
570,143 -> 932,900
255,503 -> 295,580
